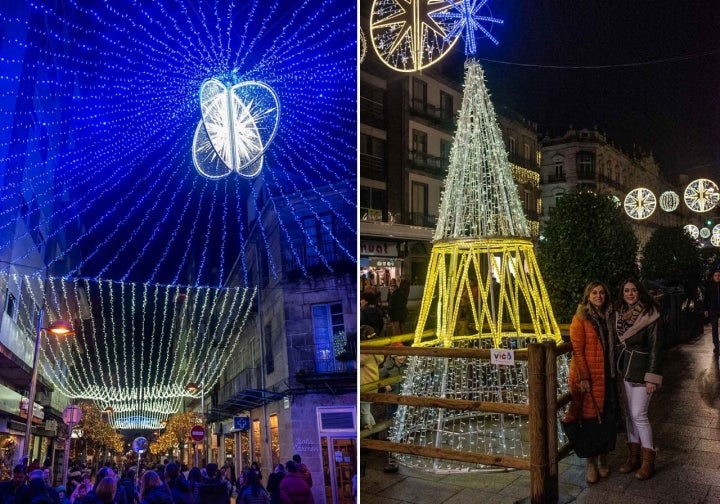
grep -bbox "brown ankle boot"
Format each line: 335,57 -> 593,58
635,447 -> 656,480
586,456 -> 599,484
618,442 -> 641,473
598,454 -> 610,478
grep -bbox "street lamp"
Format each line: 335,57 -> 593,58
185,381 -> 205,466
23,308 -> 74,460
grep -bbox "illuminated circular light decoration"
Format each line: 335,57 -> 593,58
684,224 -> 700,239
360,27 -> 368,63
700,227 -> 712,239
659,190 -> 679,212
193,79 -> 280,179
712,234 -> 720,247
624,188 -> 656,220
684,178 -> 720,212
370,0 -> 461,72
713,224 -> 720,236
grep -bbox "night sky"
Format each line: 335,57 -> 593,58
454,1 -> 720,181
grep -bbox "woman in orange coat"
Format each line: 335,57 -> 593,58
567,281 -> 618,484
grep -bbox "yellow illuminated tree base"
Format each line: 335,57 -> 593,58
413,237 -> 560,348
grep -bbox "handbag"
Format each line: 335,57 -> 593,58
561,390 -> 617,458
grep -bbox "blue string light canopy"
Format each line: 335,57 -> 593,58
0,0 -> 356,287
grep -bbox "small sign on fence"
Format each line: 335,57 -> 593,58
490,348 -> 515,366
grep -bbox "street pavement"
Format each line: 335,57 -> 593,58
360,325 -> 720,503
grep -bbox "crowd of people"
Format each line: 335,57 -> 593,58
566,268 -> 720,484
0,454 -> 315,504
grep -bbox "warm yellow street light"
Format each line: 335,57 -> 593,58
23,309 -> 75,460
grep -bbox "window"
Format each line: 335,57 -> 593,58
508,137 -> 516,155
252,419 -> 262,468
264,322 -> 274,374
360,186 -> 386,221
577,152 -> 595,179
269,414 -> 280,467
311,302 -> 346,372
240,430 -> 251,469
360,133 -> 385,158
412,129 -> 427,154
411,181 -> 428,226
523,190 -> 530,211
412,78 -> 427,110
302,213 -> 335,266
523,143 -> 531,161
440,139 -> 452,171
440,91 -> 453,124
4,291 -> 16,321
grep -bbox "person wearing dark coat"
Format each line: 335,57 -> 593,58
704,268 -> 720,353
278,462 -> 313,504
139,472 -> 172,504
264,465 -> 284,504
163,464 -> 192,504
28,469 -> 60,504
196,464 -> 229,504
0,464 -> 29,504
359,293 -> 384,337
118,469 -> 136,504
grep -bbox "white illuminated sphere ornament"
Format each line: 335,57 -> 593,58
712,234 -> 720,247
360,27 -> 367,63
713,224 -> 720,237
192,79 -> 280,179
700,227 -> 712,239
624,188 -> 656,220
684,224 -> 700,239
684,178 -> 719,212
659,190 -> 679,212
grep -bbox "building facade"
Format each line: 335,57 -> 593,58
199,181 -> 357,504
539,127 -> 697,247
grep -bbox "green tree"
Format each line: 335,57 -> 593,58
641,227 -> 703,288
537,189 -> 639,323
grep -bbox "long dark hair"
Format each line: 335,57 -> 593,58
617,278 -> 659,314
245,470 -> 265,497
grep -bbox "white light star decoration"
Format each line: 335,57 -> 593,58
430,0 -> 503,55
684,179 -> 720,212
624,187 -> 657,220
193,79 -> 280,179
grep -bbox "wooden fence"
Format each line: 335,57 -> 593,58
359,338 -> 573,504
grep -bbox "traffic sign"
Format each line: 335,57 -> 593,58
190,425 -> 205,441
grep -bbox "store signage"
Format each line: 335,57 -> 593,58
360,241 -> 398,257
233,416 -> 250,431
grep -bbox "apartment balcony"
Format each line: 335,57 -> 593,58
508,152 -> 539,171
408,151 -> 447,178
409,99 -> 455,131
598,173 -> 625,191
360,96 -> 385,129
546,173 -> 566,183
577,169 -> 596,182
293,343 -> 356,394
407,212 -> 437,228
360,153 -> 385,181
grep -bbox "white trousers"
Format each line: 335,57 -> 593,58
623,380 -> 654,448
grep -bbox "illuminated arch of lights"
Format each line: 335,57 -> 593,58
0,0 -> 356,286
9,274 -> 255,430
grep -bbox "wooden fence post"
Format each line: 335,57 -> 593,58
528,342 -> 548,504
544,340 -> 559,502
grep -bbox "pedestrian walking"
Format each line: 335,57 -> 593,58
278,462 -> 312,504
703,267 -> 720,353
237,471 -> 269,504
613,278 -> 662,480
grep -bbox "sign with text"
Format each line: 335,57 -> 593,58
490,349 -> 515,366
190,425 -> 205,441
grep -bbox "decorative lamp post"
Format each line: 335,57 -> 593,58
61,405 -> 82,486
23,309 -> 74,460
185,381 -> 205,466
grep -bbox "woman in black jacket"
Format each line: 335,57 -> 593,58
613,278 -> 662,481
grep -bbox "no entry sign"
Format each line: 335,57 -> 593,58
190,425 -> 205,441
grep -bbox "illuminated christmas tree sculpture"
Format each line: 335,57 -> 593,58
390,59 -> 564,472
